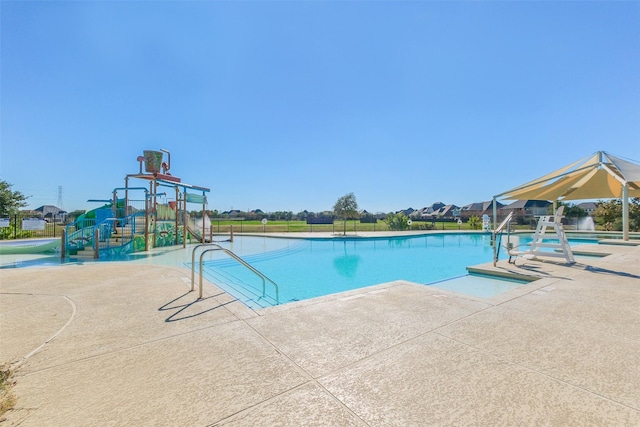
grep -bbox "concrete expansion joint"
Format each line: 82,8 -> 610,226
10,294 -> 77,372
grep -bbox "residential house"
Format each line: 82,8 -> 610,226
412,202 -> 446,220
576,202 -> 598,215
397,207 -> 415,217
33,205 -> 66,222
432,204 -> 460,219
501,200 -> 551,217
460,201 -> 504,219
222,209 -> 242,217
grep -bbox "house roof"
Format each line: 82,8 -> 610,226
397,208 -> 415,216
577,202 -> 598,210
501,200 -> 551,210
462,201 -> 503,212
34,205 -> 66,216
433,204 -> 459,216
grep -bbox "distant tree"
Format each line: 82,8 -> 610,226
563,203 -> 586,218
593,198 -> 640,232
594,199 -> 622,231
333,193 -> 359,235
468,215 -> 481,230
631,198 -> 640,232
0,180 -> 29,217
385,212 -> 409,231
67,209 -> 87,222
270,211 -> 293,221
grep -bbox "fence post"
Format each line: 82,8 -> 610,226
94,228 -> 99,259
61,229 -> 66,258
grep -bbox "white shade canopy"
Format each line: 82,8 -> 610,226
496,152 -> 640,200
494,151 -> 640,240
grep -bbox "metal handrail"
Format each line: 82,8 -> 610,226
96,215 -> 138,251
493,211 -> 514,235
191,243 -> 214,289
191,243 -> 279,304
492,211 -> 514,266
65,219 -> 96,254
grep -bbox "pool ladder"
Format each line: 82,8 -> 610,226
191,243 -> 280,305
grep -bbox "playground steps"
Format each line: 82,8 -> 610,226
70,246 -> 97,259
112,215 -> 146,242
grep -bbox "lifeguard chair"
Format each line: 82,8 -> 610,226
507,206 -> 575,264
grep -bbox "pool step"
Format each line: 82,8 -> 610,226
199,265 -> 278,309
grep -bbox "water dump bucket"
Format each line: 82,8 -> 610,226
143,150 -> 163,174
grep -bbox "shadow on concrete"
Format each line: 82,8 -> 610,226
583,265 -> 640,279
159,291 -> 233,322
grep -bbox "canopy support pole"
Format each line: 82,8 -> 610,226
492,197 -> 497,231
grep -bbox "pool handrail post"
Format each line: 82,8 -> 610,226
199,250 -> 208,299
198,247 -> 269,302
492,211 -> 514,266
191,243 -> 214,291
193,243 -> 279,304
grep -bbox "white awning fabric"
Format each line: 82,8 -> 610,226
494,151 -> 640,240
497,151 -> 640,200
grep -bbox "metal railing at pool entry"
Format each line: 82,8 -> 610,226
492,211 -> 514,266
191,243 -> 279,304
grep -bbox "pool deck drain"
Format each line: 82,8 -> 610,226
1,238 -> 639,425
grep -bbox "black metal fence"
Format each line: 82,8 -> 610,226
0,214 -> 71,240
1,212 -> 596,241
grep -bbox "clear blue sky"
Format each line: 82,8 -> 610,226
1,1 -> 638,214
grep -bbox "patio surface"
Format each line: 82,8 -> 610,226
1,235 -> 639,426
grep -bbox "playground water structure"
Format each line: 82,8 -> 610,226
44,149 -> 213,259
0,149 -> 264,262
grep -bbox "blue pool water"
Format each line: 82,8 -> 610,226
198,234 -> 594,308
2,233 -> 596,308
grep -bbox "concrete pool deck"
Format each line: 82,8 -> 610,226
1,237 -> 639,425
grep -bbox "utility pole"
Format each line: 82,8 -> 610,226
57,185 -> 64,209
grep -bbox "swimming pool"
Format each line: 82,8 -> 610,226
1,233 -> 596,308
196,234 -> 595,308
